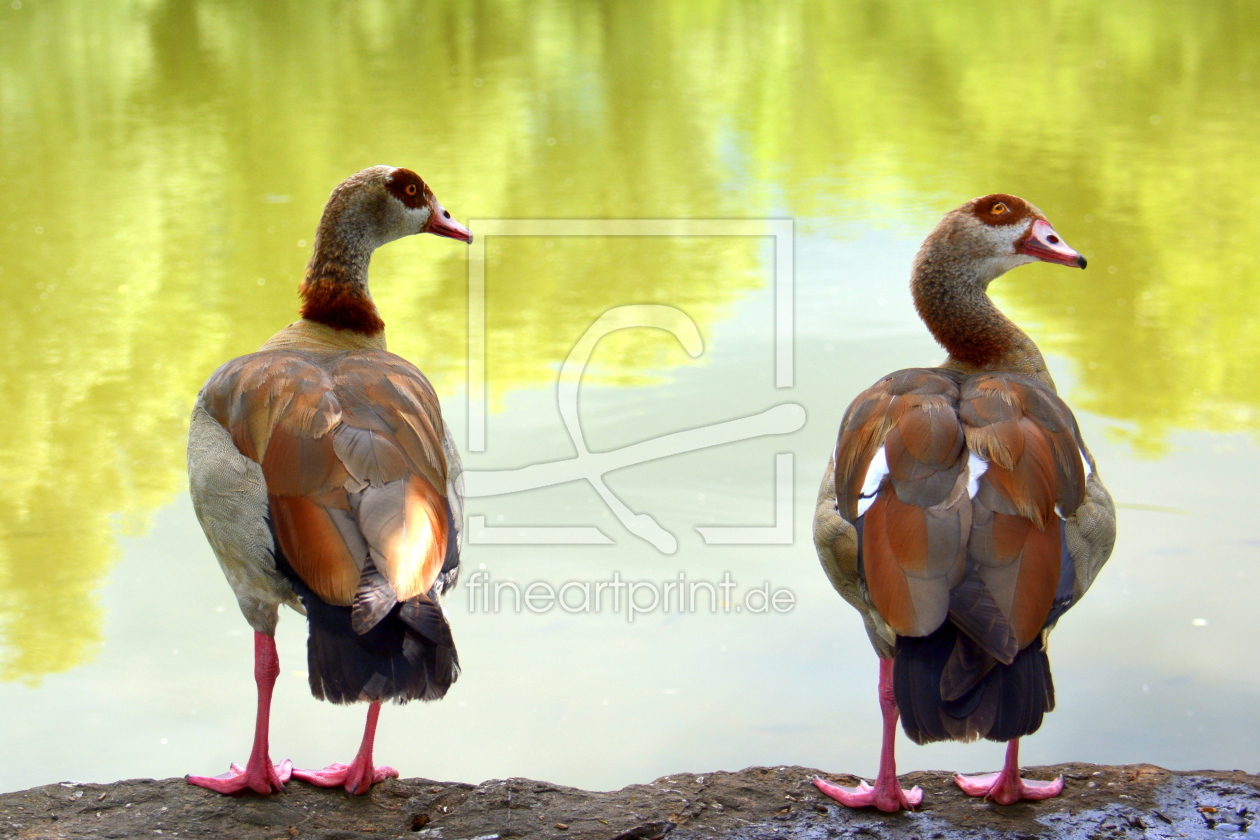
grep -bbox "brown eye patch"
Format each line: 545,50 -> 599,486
971,193 -> 1030,227
386,168 -> 432,209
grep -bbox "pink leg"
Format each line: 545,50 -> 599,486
814,658 -> 923,812
187,631 -> 293,795
292,701 -> 399,795
954,739 -> 1064,805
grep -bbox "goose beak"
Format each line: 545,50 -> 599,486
1019,219 -> 1086,269
426,203 -> 473,243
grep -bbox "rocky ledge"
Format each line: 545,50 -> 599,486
2,764 -> 1258,840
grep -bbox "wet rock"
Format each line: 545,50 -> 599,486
0,764 -> 1256,839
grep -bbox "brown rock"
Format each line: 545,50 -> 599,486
0,764 -> 1257,839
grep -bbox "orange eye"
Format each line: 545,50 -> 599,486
991,202 -> 1008,215
404,184 -> 417,196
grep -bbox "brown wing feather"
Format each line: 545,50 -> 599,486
832,369 -> 969,639
202,353 -> 342,464
371,475 -> 449,602
834,390 -> 897,521
270,493 -> 361,604
1006,516 -> 1062,645
960,374 -> 1084,648
860,493 -> 918,633
835,370 -> 962,520
334,354 -> 448,493
261,426 -> 350,497
198,348 -> 452,615
968,506 -> 1061,648
962,376 -> 1085,526
332,353 -> 451,601
332,425 -> 410,486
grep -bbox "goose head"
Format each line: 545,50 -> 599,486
317,165 -> 473,249
916,194 -> 1085,290
911,194 -> 1087,376
300,166 -> 471,336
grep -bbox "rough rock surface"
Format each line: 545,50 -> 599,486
2,764 -> 1258,840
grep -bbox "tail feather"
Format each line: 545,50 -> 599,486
399,593 -> 455,648
304,590 -> 459,704
351,555 -> 397,635
940,631 -> 998,702
269,517 -> 459,705
894,622 -> 1054,745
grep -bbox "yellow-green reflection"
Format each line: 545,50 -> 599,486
1,0 -> 1258,680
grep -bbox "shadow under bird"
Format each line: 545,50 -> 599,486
812,195 -> 1116,811
186,166 -> 472,795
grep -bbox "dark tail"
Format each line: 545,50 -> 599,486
299,589 -> 458,704
268,514 -> 459,705
893,622 -> 1053,744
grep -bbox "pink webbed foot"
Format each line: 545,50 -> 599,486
187,757 -> 293,795
814,658 -> 924,812
294,701 -> 396,794
954,769 -> 1064,805
813,775 -> 923,812
955,740 -> 1063,805
189,632 -> 290,795
292,760 -> 398,795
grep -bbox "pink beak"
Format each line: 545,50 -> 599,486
426,202 -> 473,243
1019,219 -> 1086,269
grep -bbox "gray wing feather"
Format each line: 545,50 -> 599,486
187,404 -> 301,633
813,453 -> 894,658
433,424 -> 463,595
1065,467 -> 1116,602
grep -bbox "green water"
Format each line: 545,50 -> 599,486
1,0 -> 1258,791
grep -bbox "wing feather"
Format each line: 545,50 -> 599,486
270,493 -> 361,605
960,374 -> 1088,649
196,347 -> 457,625
827,369 -> 969,640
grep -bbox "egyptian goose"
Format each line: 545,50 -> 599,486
812,195 -> 1116,811
186,166 -> 472,795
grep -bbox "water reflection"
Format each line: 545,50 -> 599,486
0,0 -> 1257,687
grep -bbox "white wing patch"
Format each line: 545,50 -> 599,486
856,446 -> 889,517
966,451 -> 988,498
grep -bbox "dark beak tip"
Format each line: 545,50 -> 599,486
1077,255 -> 1088,269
